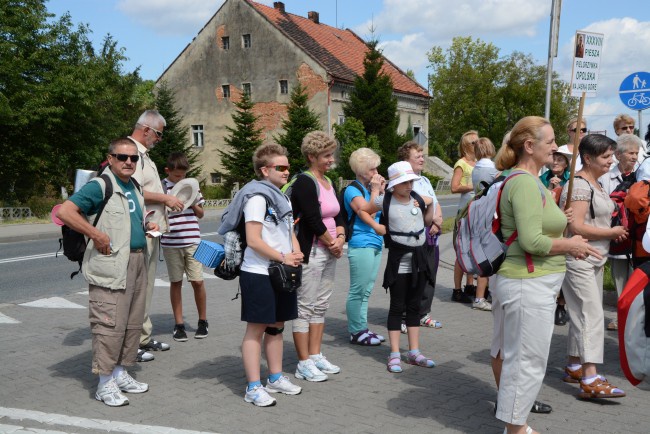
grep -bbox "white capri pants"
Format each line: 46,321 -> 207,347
292,245 -> 336,333
492,272 -> 564,425
562,256 -> 605,364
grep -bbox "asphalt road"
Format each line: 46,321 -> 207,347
0,196 -> 459,305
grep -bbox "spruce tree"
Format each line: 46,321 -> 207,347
275,84 -> 321,171
343,40 -> 400,172
219,92 -> 263,187
150,81 -> 200,178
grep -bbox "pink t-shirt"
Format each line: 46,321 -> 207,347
316,179 -> 340,247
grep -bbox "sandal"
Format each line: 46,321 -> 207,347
607,320 -> 618,331
563,366 -> 582,384
368,330 -> 385,342
387,355 -> 402,373
403,351 -> 435,368
420,314 -> 442,329
350,329 -> 380,346
578,376 -> 626,399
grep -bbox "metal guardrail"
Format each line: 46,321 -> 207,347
435,179 -> 451,192
203,199 -> 232,208
0,207 -> 33,221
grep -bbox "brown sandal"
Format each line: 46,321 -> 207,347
578,376 -> 626,399
563,366 -> 582,383
607,320 -> 618,331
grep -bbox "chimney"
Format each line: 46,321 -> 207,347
273,2 -> 285,13
308,11 -> 319,24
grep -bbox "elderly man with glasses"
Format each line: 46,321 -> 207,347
128,110 -> 185,362
56,137 -> 160,406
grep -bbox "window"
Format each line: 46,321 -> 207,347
221,36 -> 230,50
191,125 -> 204,148
242,34 -> 251,48
242,83 -> 251,97
341,90 -> 349,100
279,80 -> 288,94
337,114 -> 346,125
210,172 -> 223,184
413,126 -> 421,136
222,85 -> 230,99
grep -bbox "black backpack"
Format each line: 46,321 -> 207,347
57,174 -> 113,279
379,190 -> 426,249
338,180 -> 365,241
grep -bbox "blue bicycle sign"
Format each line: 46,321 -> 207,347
620,72 -> 650,110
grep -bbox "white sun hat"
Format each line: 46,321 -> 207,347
169,178 -> 200,211
387,161 -> 420,189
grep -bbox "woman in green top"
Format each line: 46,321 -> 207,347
491,116 -> 600,434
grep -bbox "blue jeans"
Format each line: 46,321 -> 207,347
346,247 -> 382,334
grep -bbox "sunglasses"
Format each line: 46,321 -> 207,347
268,165 -> 290,172
620,125 -> 635,131
141,123 -> 163,138
110,153 -> 140,163
570,127 -> 587,133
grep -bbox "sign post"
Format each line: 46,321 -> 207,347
619,71 -> 650,139
565,31 -> 604,209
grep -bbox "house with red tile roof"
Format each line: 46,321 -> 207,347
158,0 -> 430,184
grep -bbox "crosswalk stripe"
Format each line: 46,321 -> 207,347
19,297 -> 85,309
0,312 -> 20,324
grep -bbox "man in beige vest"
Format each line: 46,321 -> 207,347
130,110 -> 184,362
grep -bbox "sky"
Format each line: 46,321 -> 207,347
47,0 -> 650,140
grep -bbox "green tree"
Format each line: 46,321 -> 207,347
427,36 -> 577,163
150,81 -> 200,178
343,40 -> 399,171
218,92 -> 263,187
332,117 -> 380,180
275,84 -> 321,171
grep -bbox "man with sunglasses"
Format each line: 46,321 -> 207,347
56,138 -> 160,406
129,110 -> 184,362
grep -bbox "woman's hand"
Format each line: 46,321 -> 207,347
283,251 -> 304,267
549,176 -> 561,189
567,235 -> 603,260
611,225 -> 628,241
429,223 -> 441,236
563,207 -> 574,224
328,237 -> 345,258
370,174 -> 386,193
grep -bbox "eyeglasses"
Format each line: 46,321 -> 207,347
140,123 -> 163,138
570,127 -> 587,133
267,165 -> 290,172
620,125 -> 635,131
110,153 -> 140,163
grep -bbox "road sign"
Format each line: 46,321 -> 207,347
570,31 -> 604,97
619,72 -> 650,110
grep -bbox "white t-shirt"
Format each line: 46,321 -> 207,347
412,175 -> 438,209
241,195 -> 293,275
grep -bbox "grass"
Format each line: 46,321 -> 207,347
0,217 -> 50,225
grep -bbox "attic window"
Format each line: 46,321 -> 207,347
221,36 -> 230,50
279,80 -> 288,94
222,85 -> 230,99
242,34 -> 251,48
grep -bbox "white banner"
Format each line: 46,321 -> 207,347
570,31 -> 604,97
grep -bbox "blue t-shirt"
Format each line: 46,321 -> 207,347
343,182 -> 383,250
70,176 -> 146,249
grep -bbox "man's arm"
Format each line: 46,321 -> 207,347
56,201 -> 111,255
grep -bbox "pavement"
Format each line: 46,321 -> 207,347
0,214 -> 647,434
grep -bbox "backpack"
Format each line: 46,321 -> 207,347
57,174 -> 113,279
214,196 -> 278,280
281,170 -> 331,198
610,177 -> 635,256
379,190 -> 426,249
625,180 -> 650,264
453,171 -> 545,277
338,180 -> 365,241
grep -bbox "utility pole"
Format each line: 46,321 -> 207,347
544,0 -> 562,120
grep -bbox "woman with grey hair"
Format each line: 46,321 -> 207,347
344,148 -> 387,345
599,134 -> 641,330
560,134 -> 627,399
288,131 -> 345,382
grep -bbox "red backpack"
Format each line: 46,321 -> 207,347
610,180 -> 633,256
624,180 -> 650,264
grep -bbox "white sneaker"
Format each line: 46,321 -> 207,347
115,371 -> 149,394
244,385 -> 276,407
266,375 -> 302,395
472,298 -> 492,311
136,349 -> 154,362
294,359 -> 328,382
95,378 -> 129,407
311,353 -> 340,374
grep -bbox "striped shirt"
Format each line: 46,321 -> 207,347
160,178 -> 205,248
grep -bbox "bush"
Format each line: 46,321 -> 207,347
422,171 -> 443,189
201,184 -> 231,200
27,196 -> 60,218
